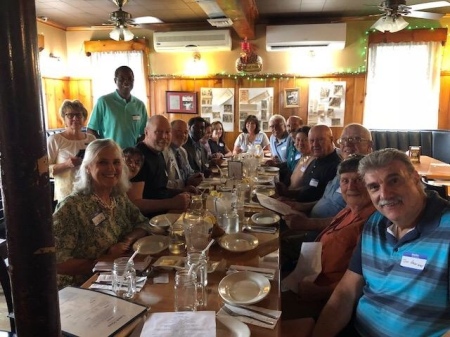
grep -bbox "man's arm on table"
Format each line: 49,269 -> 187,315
127,182 -> 190,214
312,270 -> 364,337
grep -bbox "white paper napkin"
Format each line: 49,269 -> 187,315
89,273 -> 147,292
227,265 -> 276,280
217,303 -> 281,329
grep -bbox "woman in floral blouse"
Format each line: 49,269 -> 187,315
53,139 -> 151,288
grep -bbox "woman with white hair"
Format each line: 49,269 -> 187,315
47,99 -> 96,202
53,139 -> 151,288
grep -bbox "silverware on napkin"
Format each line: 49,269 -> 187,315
221,306 -> 275,325
227,304 -> 279,319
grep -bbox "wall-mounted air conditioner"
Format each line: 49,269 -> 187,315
266,23 -> 346,51
153,30 -> 232,52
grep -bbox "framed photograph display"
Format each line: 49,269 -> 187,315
284,88 -> 300,108
166,91 -> 197,114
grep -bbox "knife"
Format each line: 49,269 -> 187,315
227,304 -> 279,319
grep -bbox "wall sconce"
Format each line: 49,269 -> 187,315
184,52 -> 207,76
49,53 -> 61,61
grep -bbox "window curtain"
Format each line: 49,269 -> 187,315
363,41 -> 441,129
90,51 -> 147,109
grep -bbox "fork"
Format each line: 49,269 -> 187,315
221,306 -> 275,325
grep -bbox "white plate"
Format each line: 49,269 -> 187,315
153,256 -> 221,273
218,233 -> 258,252
218,271 -> 271,305
251,211 -> 280,226
253,176 -> 273,184
216,315 -> 251,337
252,185 -> 275,197
148,214 -> 177,234
133,235 -> 170,255
264,166 -> 280,172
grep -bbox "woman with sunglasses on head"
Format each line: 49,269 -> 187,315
47,99 -> 96,203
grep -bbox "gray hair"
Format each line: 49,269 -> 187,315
59,99 -> 88,120
269,114 -> 286,125
358,148 -> 415,177
73,139 -> 130,195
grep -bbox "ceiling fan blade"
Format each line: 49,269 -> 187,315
409,1 -> 450,11
133,16 -> 163,24
405,10 -> 444,19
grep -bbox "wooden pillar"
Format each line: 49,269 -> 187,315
0,0 -> 61,335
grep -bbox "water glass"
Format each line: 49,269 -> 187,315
174,269 -> 197,311
183,213 -> 212,253
169,223 -> 185,255
186,252 -> 208,307
219,211 -> 240,234
112,257 -> 136,299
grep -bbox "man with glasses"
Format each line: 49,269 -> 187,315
164,119 -> 203,190
183,117 -> 212,177
128,115 -> 191,218
87,65 -> 148,149
281,124 -> 372,274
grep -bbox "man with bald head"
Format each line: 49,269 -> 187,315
283,124 -> 341,203
128,115 -> 190,217
164,119 -> 203,190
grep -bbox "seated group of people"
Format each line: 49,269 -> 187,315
47,99 -> 450,336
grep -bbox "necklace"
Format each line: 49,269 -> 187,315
92,193 -> 117,211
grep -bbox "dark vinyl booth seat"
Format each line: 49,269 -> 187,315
370,129 -> 450,164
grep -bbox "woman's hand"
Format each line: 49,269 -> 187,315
108,242 -> 130,258
65,156 -> 82,168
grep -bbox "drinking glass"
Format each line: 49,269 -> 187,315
112,257 -> 136,299
174,269 -> 197,311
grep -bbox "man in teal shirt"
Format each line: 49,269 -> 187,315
87,66 -> 147,149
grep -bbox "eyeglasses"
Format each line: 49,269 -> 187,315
65,113 -> 83,119
337,137 -> 369,145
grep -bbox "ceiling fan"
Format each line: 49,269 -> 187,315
370,0 -> 450,32
105,0 -> 162,41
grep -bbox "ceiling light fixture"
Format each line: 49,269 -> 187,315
371,14 -> 409,33
109,25 -> 134,41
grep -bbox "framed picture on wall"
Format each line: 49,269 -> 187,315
166,91 -> 198,113
284,88 -> 300,108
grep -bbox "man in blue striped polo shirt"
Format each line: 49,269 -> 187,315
312,148 -> 450,337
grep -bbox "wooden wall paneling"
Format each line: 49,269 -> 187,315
68,78 -> 93,118
43,78 -> 70,129
438,74 -> 450,129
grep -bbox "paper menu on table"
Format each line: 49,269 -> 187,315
140,311 -> 216,337
281,242 -> 322,294
256,193 -> 300,215
59,286 -> 147,337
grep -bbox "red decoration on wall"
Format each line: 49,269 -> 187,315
236,38 -> 262,73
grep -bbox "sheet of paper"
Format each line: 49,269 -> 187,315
140,311 -> 216,337
59,287 -> 147,337
281,242 -> 322,294
256,193 -> 299,215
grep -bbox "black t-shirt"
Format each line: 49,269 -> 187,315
131,142 -> 179,200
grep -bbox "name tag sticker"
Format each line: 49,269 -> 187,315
301,166 -> 307,172
281,146 -> 287,151
336,187 -> 342,194
92,212 -> 106,226
132,115 -> 141,121
309,178 -> 319,187
400,252 -> 427,270
294,153 -> 301,160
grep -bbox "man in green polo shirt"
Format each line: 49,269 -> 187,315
87,65 -> 147,149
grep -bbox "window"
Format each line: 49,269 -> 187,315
363,41 -> 442,129
90,51 -> 147,110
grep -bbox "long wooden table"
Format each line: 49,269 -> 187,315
413,155 -> 450,180
82,230 -> 281,337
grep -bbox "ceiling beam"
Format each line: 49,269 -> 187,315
216,0 -> 258,40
